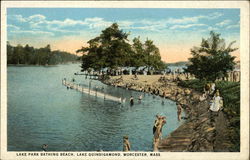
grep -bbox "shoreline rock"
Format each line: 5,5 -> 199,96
102,75 -> 232,152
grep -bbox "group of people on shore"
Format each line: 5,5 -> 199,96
198,82 -> 224,124
199,83 -> 224,113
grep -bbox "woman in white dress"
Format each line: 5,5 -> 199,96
209,90 -> 223,112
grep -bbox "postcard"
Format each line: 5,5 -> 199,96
1,1 -> 249,160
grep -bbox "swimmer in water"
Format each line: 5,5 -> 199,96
138,95 -> 143,103
130,96 -> 134,106
41,144 -> 48,151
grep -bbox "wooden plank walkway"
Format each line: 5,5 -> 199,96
62,80 -> 124,103
158,121 -> 194,152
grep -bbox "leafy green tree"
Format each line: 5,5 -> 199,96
185,31 -> 237,82
131,36 -> 145,68
77,23 -> 132,71
7,41 -> 14,64
144,39 -> 165,71
24,44 -> 35,64
77,23 -> 166,73
12,44 -> 24,64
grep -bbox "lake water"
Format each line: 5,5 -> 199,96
7,63 -> 184,151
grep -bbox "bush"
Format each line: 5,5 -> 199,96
178,79 -> 207,92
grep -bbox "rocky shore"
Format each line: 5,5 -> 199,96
103,75 -> 232,152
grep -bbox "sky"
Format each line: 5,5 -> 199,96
7,8 -> 240,63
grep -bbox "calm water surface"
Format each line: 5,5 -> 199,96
7,63 -> 184,151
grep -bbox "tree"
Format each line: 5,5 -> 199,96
131,36 -> 145,68
185,31 -> 237,82
77,23 -> 132,72
77,23 -> 166,74
12,44 -> 24,64
7,43 -> 78,65
7,41 -> 14,64
144,39 -> 165,71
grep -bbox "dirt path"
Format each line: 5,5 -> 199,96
214,111 -> 231,151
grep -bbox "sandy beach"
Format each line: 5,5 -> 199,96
104,74 -> 196,104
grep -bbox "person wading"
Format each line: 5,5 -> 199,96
130,96 -> 134,106
138,94 -> 143,103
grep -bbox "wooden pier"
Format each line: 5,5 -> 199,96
62,80 -> 124,103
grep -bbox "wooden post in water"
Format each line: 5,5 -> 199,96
88,81 -> 91,94
95,86 -> 97,97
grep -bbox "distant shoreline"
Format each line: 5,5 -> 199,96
7,62 -> 80,67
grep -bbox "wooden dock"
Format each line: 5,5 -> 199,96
62,80 -> 124,103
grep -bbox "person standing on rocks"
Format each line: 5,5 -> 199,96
177,103 -> 182,121
153,115 -> 160,135
153,116 -> 166,151
123,135 -> 131,152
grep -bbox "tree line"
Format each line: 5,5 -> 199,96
7,42 -> 79,65
77,23 -> 166,73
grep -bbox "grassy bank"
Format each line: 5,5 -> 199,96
178,79 -> 240,151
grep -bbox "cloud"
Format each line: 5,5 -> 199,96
226,21 -> 240,29
9,14 -> 46,23
207,26 -> 219,31
209,12 -> 224,19
226,24 -> 240,29
47,18 -> 87,27
83,17 -> 112,29
28,16 -> 111,31
7,24 -> 20,30
216,20 -> 232,27
10,30 -> 54,36
29,14 -> 46,22
8,11 -> 224,35
8,14 -> 27,22
170,24 -> 206,29
116,20 -> 134,28
7,11 -> 229,41
166,12 -> 223,24
167,16 -> 200,24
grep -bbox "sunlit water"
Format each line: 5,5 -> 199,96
7,63 -> 184,151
